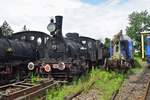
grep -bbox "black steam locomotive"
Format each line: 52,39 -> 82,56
0,33 -> 37,85
32,16 -> 105,79
0,15 -> 106,84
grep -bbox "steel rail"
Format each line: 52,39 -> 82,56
143,79 -> 150,100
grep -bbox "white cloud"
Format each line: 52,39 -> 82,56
0,0 -> 150,40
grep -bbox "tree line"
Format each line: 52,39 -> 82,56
0,21 -> 28,37
104,10 -> 150,51
0,21 -> 14,37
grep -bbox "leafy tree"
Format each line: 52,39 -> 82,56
104,37 -> 111,48
1,21 -> 13,36
126,10 -> 150,49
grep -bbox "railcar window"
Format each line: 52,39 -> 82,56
116,45 -> 119,52
88,42 -> 92,48
21,36 -> 26,40
44,37 -> 49,44
116,41 -> 119,52
30,36 -> 35,40
82,40 -> 86,44
37,37 -> 42,46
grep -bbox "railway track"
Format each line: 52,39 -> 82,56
0,78 -> 66,100
64,80 -> 96,100
111,89 -> 119,100
114,65 -> 150,100
143,79 -> 150,100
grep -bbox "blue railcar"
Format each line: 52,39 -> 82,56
145,36 -> 150,65
105,31 -> 134,72
108,34 -> 134,60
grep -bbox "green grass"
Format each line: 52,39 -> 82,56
127,54 -> 143,75
46,55 -> 143,100
46,68 -> 125,100
92,70 -> 124,100
27,73 -> 43,84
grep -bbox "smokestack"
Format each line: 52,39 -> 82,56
55,16 -> 63,38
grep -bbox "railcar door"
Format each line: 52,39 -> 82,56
109,41 -> 113,57
128,41 -> 133,59
120,40 -> 128,59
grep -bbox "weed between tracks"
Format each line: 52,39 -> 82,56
127,55 -> 143,75
46,69 -> 125,100
46,56 -> 142,100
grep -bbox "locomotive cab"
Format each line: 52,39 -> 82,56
79,37 -> 97,65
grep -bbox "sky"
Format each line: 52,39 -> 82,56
0,0 -> 150,40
